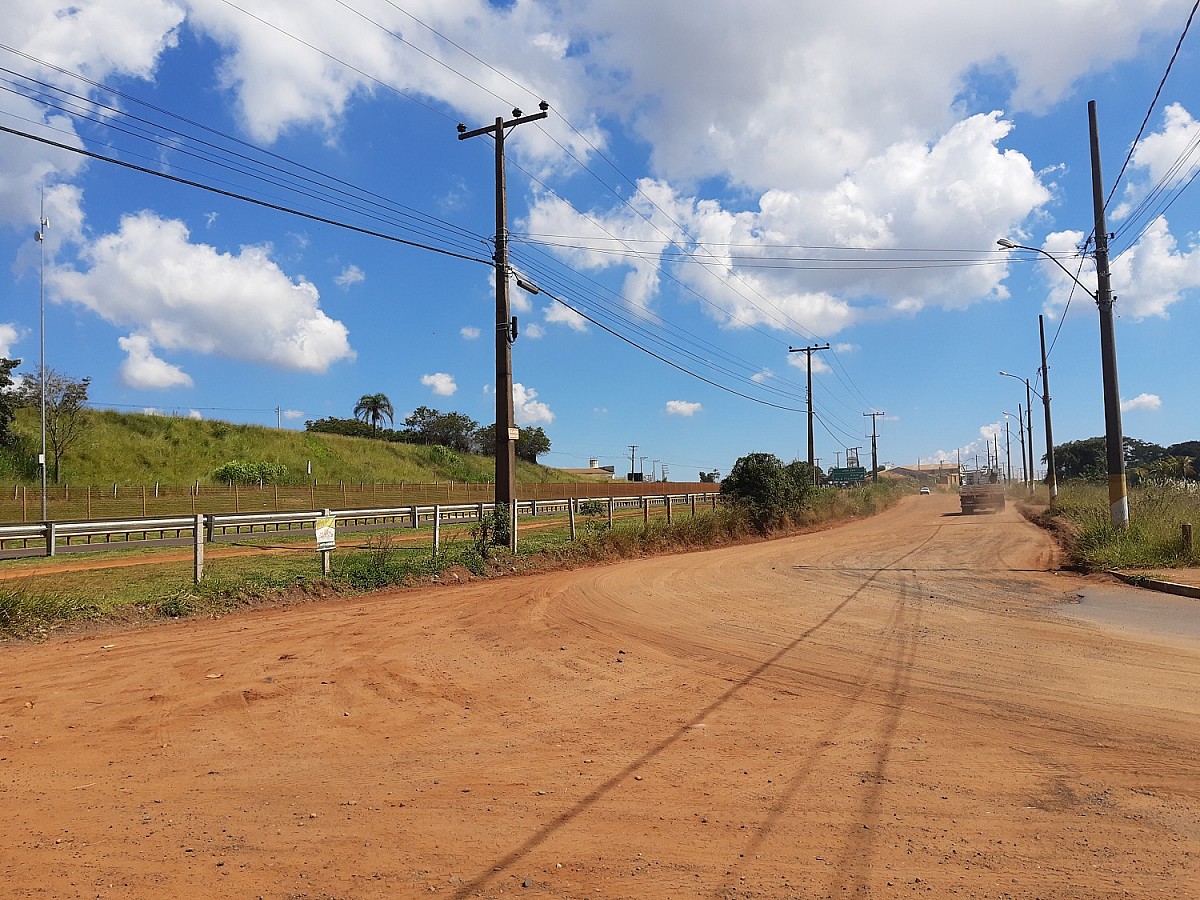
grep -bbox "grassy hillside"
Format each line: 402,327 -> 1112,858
1,409 -> 577,487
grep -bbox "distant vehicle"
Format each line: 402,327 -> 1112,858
919,486 -> 931,495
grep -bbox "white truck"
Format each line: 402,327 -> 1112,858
959,469 -> 1005,514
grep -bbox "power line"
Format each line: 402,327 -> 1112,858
0,122 -> 493,266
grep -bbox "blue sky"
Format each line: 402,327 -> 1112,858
2,1 -> 1199,481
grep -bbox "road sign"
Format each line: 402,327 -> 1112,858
828,467 -> 867,484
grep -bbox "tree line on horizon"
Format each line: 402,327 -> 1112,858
306,393 -> 552,463
1051,436 -> 1199,483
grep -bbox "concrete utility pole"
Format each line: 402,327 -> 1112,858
1004,415 -> 1013,483
788,344 -> 830,482
1088,100 -> 1128,528
1016,405 -> 1027,486
864,411 -> 885,482
1039,315 -> 1058,507
458,102 -> 549,517
35,194 -> 48,521
1025,382 -> 1035,493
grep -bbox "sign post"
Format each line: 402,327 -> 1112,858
315,510 -> 336,577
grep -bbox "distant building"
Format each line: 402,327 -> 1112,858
560,458 -> 618,480
883,463 -> 960,487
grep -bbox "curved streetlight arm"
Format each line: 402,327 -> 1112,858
999,370 -> 1043,401
996,239 -> 1098,301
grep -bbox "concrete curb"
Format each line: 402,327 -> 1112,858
1108,570 -> 1200,600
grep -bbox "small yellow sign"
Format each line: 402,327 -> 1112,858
315,515 -> 336,550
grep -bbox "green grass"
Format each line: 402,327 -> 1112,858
0,408 -> 580,489
0,481 -> 908,641
1047,480 -> 1200,571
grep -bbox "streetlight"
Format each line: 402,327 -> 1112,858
1004,409 -> 1027,487
999,371 -> 1035,494
998,236 -> 1125,521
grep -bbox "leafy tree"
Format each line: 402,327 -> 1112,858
17,366 -> 90,483
475,423 -> 551,462
1124,437 -> 1168,468
698,470 -> 720,483
353,393 -> 395,435
404,406 -> 479,453
720,452 -> 805,533
0,357 -> 22,447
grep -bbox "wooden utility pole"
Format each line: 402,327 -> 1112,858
788,344 -> 830,482
458,102 -> 549,532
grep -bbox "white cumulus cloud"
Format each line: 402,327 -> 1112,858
421,372 -> 457,396
666,400 -> 702,417
0,324 -> 25,359
1121,393 -> 1161,413
117,334 -> 193,389
513,383 -> 554,425
51,212 -> 354,374
460,326 -> 481,340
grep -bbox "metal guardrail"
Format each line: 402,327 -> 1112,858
0,491 -> 721,560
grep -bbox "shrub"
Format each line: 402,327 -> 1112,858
213,460 -> 289,485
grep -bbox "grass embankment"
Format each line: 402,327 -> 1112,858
1034,480 -> 1200,571
0,481 -> 907,641
0,409 -> 577,488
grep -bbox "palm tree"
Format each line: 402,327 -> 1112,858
353,393 -> 395,435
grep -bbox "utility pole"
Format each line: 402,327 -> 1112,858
35,195 -> 48,521
1004,415 -> 1013,483
1088,100 -> 1128,528
1039,315 -> 1057,507
835,450 -> 842,468
1025,382 -> 1035,494
458,101 -> 549,519
789,343 -> 830,482
1016,404 -> 1027,486
628,444 -> 637,480
864,411 -> 885,482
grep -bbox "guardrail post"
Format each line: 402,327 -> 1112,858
477,501 -> 485,523
666,495 -> 673,524
531,499 -> 537,518
690,494 -> 696,517
194,513 -> 205,584
45,521 -> 56,557
642,496 -> 649,525
433,505 -> 441,555
607,497 -> 614,529
568,499 -> 576,541
206,514 -> 216,543
411,504 -> 419,529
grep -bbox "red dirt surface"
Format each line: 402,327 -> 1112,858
2,494 -> 1198,898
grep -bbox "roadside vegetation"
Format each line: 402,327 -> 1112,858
0,463 -> 909,641
0,407 -> 575,488
1033,479 -> 1199,571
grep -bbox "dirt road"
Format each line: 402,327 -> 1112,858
2,495 -> 1198,899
